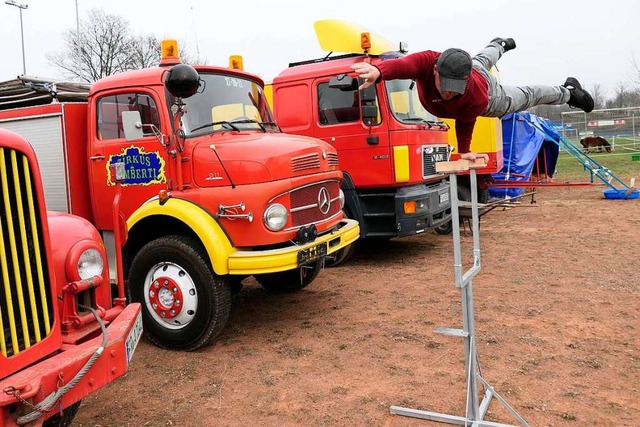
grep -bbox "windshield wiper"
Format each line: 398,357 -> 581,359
230,118 -> 267,132
403,117 -> 447,129
191,121 -> 240,133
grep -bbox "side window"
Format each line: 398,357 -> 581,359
97,93 -> 160,140
317,83 -> 361,125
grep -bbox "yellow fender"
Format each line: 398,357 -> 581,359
127,198 -> 235,275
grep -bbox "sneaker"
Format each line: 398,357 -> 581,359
491,37 -> 516,52
563,77 -> 594,113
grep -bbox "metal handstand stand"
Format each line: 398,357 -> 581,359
390,159 -> 530,427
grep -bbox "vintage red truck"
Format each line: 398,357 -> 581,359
0,128 -> 142,426
267,20 -> 503,244
0,40 -> 359,351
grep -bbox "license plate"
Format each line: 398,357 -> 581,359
297,242 -> 327,266
125,312 -> 143,366
439,192 -> 450,204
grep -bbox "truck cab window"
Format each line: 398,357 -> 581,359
317,83 -> 379,126
385,79 -> 438,123
178,73 -> 278,136
97,93 -> 160,140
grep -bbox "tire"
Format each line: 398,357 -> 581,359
128,235 -> 231,351
255,259 -> 323,293
43,401 -> 81,427
434,185 -> 472,235
324,210 -> 356,267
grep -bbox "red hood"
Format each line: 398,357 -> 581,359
190,131 -> 339,186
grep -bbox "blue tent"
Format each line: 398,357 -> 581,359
489,112 -> 561,199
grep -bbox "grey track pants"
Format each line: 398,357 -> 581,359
473,41 -> 570,118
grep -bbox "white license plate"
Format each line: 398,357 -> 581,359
439,192 -> 450,204
125,312 -> 143,365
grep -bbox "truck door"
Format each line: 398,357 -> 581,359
312,79 -> 391,187
89,91 -> 168,230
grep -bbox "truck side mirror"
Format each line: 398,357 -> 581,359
359,79 -> 376,103
328,74 -> 358,91
122,111 -> 144,141
361,105 -> 378,120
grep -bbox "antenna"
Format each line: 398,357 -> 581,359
190,6 -> 200,56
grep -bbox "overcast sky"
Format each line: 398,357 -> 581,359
1,0 -> 638,97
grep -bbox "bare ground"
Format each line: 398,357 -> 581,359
72,184 -> 640,427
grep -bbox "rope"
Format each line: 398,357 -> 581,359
16,306 -> 108,425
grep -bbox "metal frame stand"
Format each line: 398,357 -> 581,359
390,161 -> 530,427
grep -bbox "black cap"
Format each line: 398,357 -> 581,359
436,48 -> 472,94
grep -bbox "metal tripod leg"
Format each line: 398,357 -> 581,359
390,165 -> 529,427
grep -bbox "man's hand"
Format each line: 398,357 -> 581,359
460,152 -> 489,162
350,63 -> 380,90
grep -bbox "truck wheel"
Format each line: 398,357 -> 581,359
255,260 -> 322,292
434,185 -> 472,235
128,235 -> 231,351
325,211 -> 356,267
43,401 -> 81,427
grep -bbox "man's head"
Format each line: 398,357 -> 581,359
435,48 -> 472,99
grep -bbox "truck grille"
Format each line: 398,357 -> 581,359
326,152 -> 339,167
422,145 -> 449,178
291,153 -> 320,172
289,180 -> 342,227
0,147 -> 53,358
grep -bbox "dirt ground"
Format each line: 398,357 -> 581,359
72,183 -> 639,427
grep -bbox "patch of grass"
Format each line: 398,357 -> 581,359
561,412 -> 577,421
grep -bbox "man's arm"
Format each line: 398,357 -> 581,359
351,51 -> 438,90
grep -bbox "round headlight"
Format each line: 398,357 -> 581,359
263,203 -> 289,231
339,189 -> 345,209
78,248 -> 104,280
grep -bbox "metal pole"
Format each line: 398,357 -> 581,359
5,1 -> 29,75
19,7 -> 25,75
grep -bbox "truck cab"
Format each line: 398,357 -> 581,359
269,21 -> 452,252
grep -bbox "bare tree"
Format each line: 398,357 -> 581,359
127,35 -> 161,70
47,9 -> 137,82
48,9 -> 205,83
589,83 -> 606,110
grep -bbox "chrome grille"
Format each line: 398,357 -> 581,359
291,153 -> 321,172
0,147 -> 53,358
422,145 -> 449,178
290,180 -> 341,227
327,152 -> 339,167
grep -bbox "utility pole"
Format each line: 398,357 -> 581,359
5,0 -> 29,75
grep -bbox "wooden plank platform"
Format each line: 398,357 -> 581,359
436,158 -> 487,173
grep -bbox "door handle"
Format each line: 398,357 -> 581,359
90,155 -> 106,160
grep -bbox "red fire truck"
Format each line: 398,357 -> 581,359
267,20 -> 503,245
267,20 -> 452,263
0,128 -> 142,427
0,40 -> 359,351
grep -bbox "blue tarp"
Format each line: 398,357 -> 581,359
489,112 -> 561,199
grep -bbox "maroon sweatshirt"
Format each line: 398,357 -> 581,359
375,50 -> 489,154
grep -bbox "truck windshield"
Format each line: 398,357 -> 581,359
177,73 -> 278,136
385,79 -> 439,125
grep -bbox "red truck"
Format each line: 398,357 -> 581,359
0,128 -> 142,427
267,20 -> 453,262
0,40 -> 358,351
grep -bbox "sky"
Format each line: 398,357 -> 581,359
1,0 -> 639,98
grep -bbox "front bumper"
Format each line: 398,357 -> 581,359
227,219 -> 359,275
0,303 -> 142,427
396,181 -> 451,236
